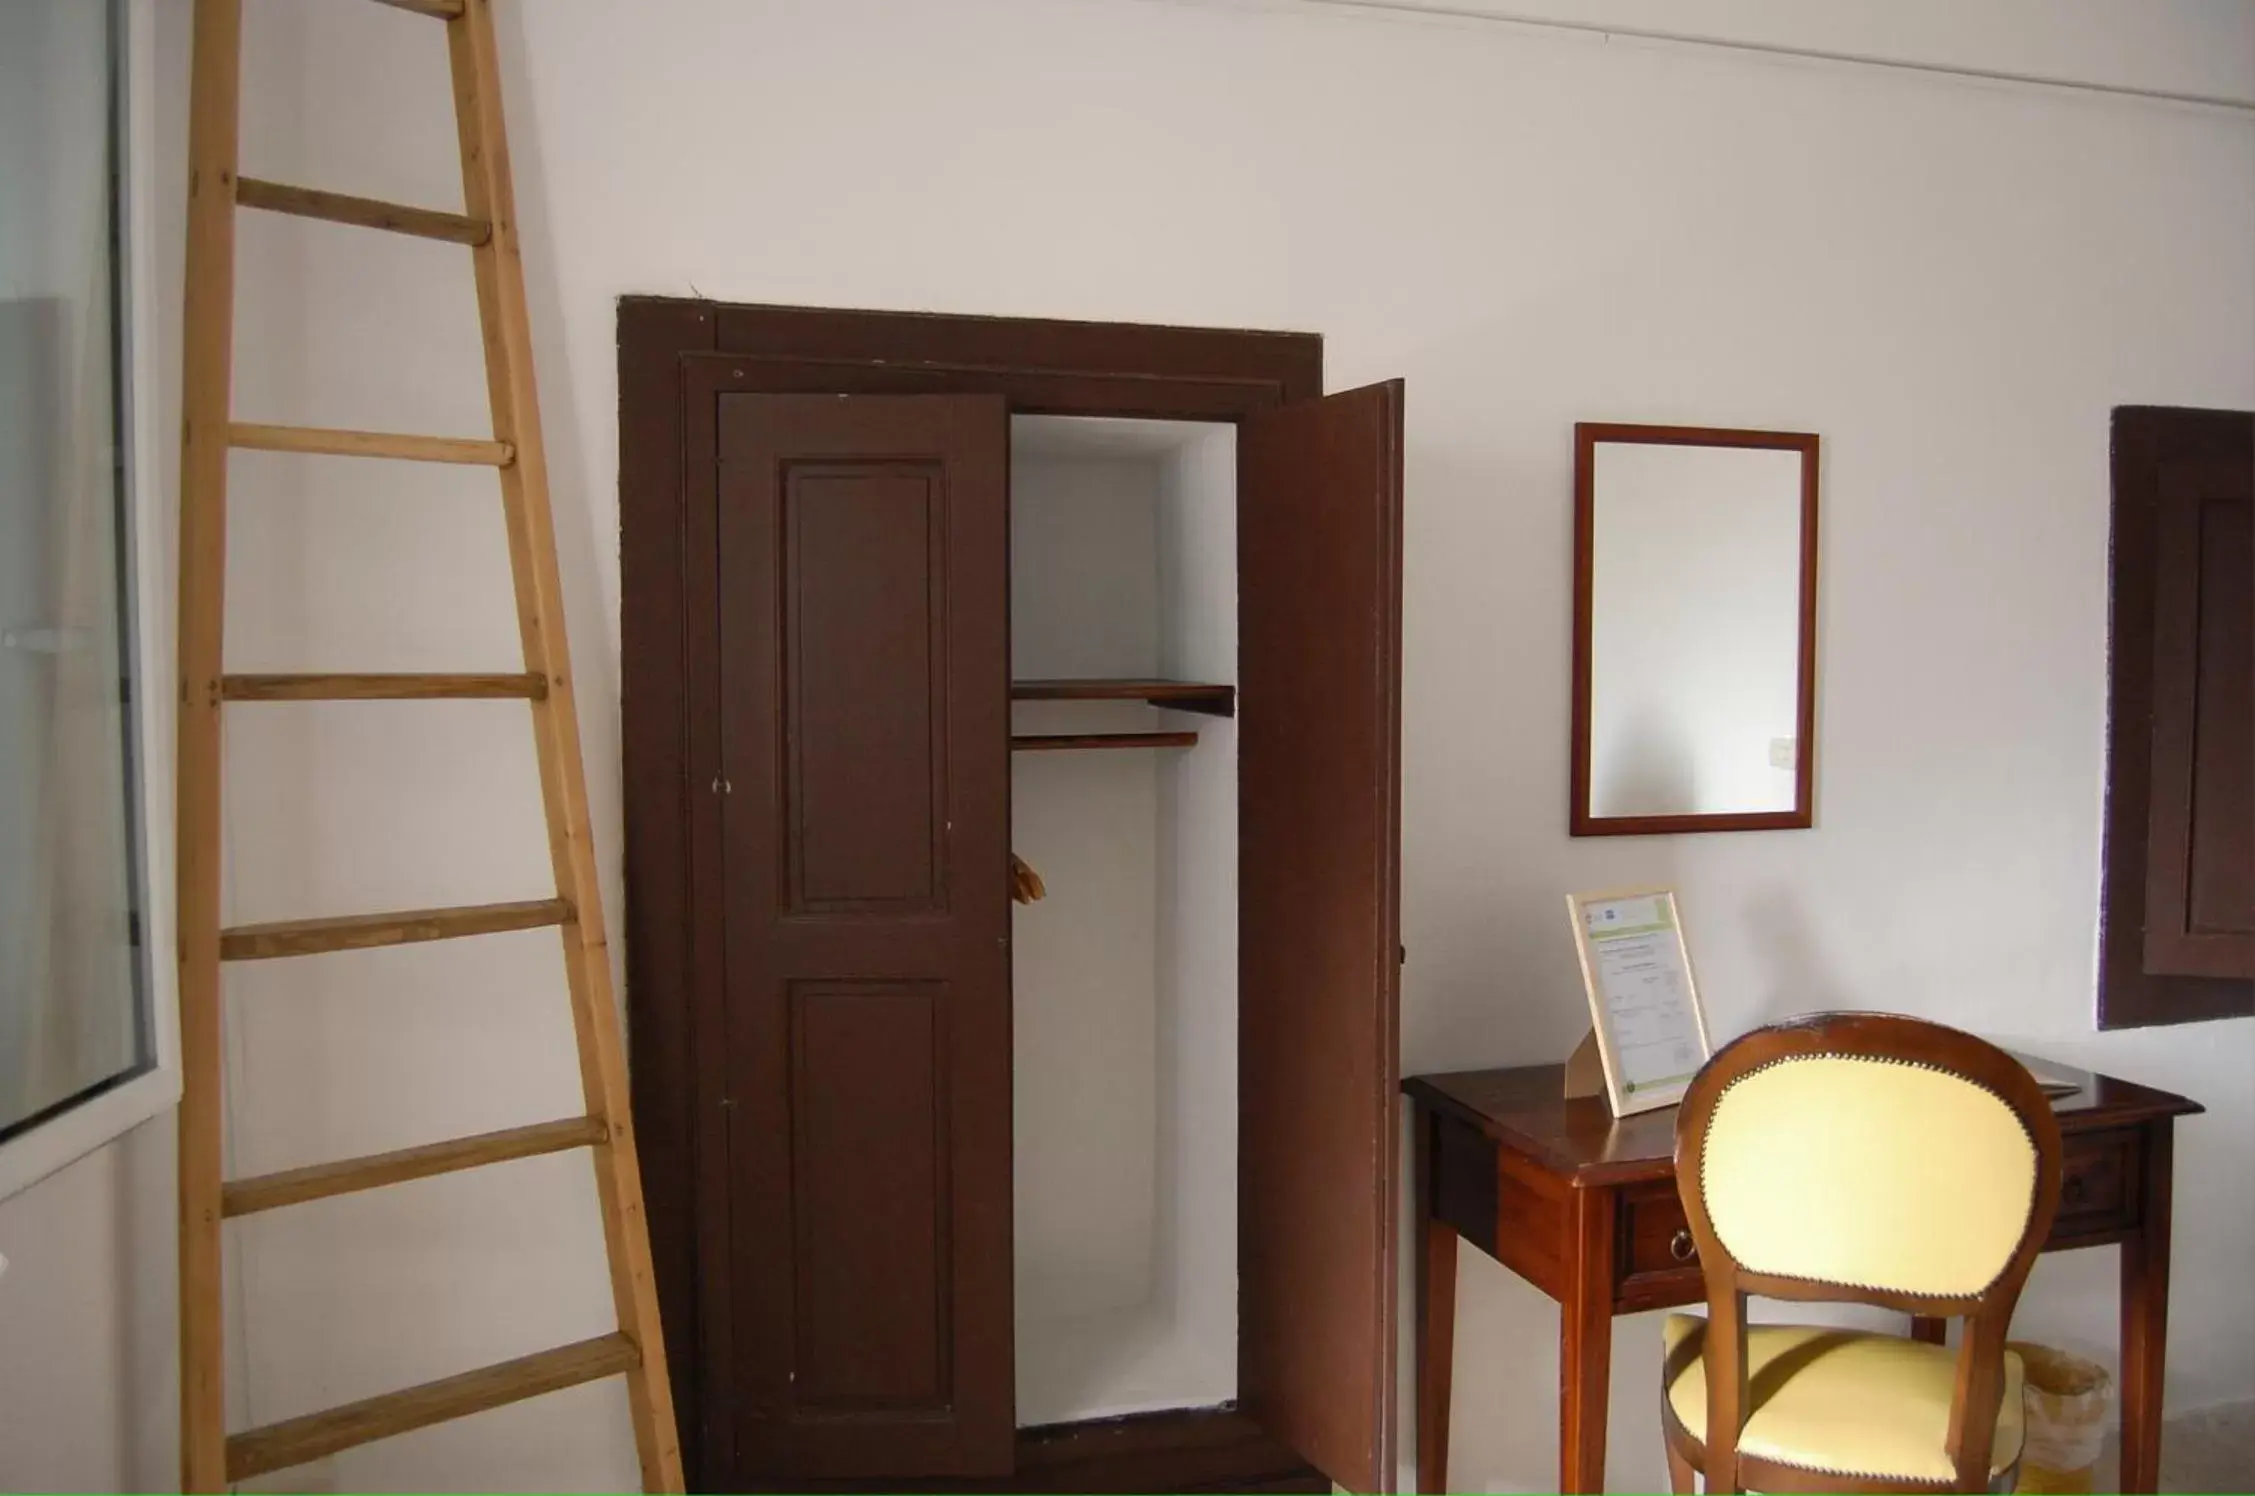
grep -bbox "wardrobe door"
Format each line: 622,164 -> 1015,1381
713,394 -> 1013,1479
1238,380 -> 1406,1494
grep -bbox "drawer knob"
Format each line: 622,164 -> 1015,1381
1669,1229 -> 1698,1263
2064,1175 -> 2087,1205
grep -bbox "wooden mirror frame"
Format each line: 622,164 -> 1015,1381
1570,422 -> 1821,837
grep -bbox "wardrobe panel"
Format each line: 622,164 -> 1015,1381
715,393 -> 1014,1480
617,295 -> 715,1484
790,981 -> 950,1407
2143,451 -> 2255,974
782,465 -> 946,913
1237,381 -> 1405,1494
2183,482 -> 2252,934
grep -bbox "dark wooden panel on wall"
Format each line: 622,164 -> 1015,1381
2142,454 -> 2255,975
2102,405 -> 2255,1027
716,394 -> 1013,1479
1238,380 -> 1405,1496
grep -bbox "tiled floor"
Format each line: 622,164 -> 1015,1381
2093,1401 -> 2255,1493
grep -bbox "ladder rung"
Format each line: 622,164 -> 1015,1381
230,422 -> 513,466
368,0 -> 465,17
236,176 -> 490,246
226,1331 -> 638,1481
222,672 -> 546,703
223,1116 -> 608,1218
220,897 -> 572,961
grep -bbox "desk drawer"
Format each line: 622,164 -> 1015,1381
1616,1183 -> 1703,1311
2054,1126 -> 2142,1243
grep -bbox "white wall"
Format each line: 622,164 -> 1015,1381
49,0 -> 2247,1489
1010,449 -> 1168,1407
1154,425 -> 1241,1412
0,1123 -> 176,1493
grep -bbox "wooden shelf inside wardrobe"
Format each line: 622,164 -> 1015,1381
1010,679 -> 1237,718
1012,731 -> 1200,753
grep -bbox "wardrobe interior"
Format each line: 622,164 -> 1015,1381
1008,414 -> 1240,1429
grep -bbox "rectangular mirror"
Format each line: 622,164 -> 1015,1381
1571,422 -> 1818,835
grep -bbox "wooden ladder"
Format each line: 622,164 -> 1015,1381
174,0 -> 681,1489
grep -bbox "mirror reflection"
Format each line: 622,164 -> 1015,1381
1575,425 -> 1816,832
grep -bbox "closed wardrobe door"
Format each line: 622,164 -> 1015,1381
711,393 -> 1013,1480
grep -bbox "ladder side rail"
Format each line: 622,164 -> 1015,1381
444,3 -> 685,1489
177,0 -> 246,1489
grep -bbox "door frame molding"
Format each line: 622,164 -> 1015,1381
619,299 -> 1323,1489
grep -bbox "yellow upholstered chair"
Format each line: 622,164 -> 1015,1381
1663,1013 -> 2062,1495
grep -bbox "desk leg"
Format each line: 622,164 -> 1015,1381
2119,1122 -> 2176,1495
1417,1214 -> 1458,1494
1560,1186 -> 1616,1495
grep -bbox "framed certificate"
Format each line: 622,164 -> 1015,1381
1565,887 -> 1713,1115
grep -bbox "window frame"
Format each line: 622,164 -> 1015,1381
0,0 -> 181,1202
2098,404 -> 2255,1030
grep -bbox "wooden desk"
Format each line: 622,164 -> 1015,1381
1404,1061 -> 2202,1494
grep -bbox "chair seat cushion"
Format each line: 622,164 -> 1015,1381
1663,1315 -> 2025,1483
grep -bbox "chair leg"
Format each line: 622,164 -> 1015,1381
1665,1437 -> 1697,1495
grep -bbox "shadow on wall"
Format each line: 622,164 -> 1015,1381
113,1109 -> 176,1489
488,0 -> 625,989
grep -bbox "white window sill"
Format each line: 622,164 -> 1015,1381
0,1066 -> 180,1203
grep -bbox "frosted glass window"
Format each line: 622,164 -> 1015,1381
0,0 -> 152,1142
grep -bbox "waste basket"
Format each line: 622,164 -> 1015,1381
2010,1341 -> 2113,1494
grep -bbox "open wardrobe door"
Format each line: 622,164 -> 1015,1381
1238,380 -> 1406,1493
712,393 -> 1014,1480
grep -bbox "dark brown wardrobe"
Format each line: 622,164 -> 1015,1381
618,301 -> 1404,1493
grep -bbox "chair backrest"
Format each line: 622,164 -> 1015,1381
1674,1013 -> 2063,1492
